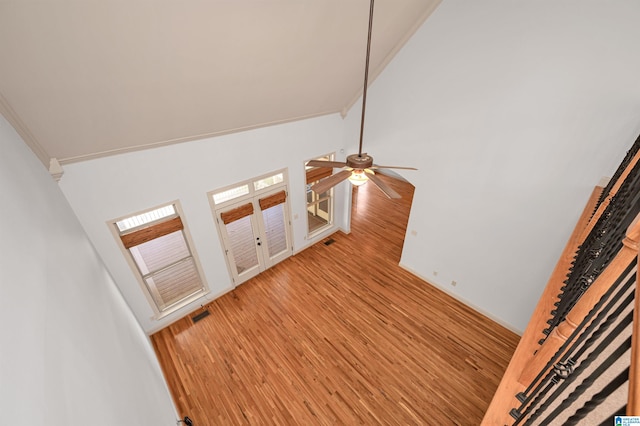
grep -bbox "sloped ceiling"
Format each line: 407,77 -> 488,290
0,0 -> 441,166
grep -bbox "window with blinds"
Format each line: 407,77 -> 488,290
115,204 -> 207,315
305,154 -> 335,235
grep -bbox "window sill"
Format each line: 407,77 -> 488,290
307,222 -> 334,240
152,290 -> 210,321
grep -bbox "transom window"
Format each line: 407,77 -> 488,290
211,170 -> 287,208
115,204 -> 176,232
254,173 -> 284,191
212,185 -> 250,205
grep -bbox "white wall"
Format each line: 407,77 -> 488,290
59,114 -> 348,333
57,1 -> 640,336
0,114 -> 177,425
357,0 -> 640,332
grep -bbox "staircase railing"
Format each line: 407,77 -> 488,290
483,135 -> 640,425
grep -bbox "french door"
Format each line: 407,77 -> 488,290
216,187 -> 292,285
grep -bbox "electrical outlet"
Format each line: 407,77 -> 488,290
451,280 -> 457,287
433,271 -> 438,277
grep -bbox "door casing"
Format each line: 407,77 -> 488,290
210,171 -> 293,286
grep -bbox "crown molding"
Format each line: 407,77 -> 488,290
0,91 -> 51,168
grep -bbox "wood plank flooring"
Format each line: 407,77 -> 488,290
152,174 -> 519,425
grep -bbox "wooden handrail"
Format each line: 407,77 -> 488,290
628,215 -> 640,415
484,211 -> 640,424
484,136 -> 640,424
578,148 -> 640,244
518,214 -> 640,386
481,185 -> 603,425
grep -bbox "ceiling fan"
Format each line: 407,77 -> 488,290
307,0 -> 416,199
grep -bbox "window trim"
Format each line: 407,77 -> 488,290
210,169 -> 289,209
208,169 -> 293,285
110,200 -> 209,320
305,153 -> 336,238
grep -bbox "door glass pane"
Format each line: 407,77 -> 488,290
262,203 -> 287,258
145,258 -> 203,310
319,199 -> 329,214
225,215 -> 259,274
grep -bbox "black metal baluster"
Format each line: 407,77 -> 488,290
542,159 -> 640,343
517,260 -> 635,405
512,371 -> 569,424
533,319 -> 633,425
564,368 -> 630,425
520,288 -> 634,425
502,132 -> 640,424
595,133 -> 640,210
513,271 -> 634,423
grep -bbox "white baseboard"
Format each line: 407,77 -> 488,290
145,286 -> 234,335
293,226 -> 343,255
398,262 -> 523,336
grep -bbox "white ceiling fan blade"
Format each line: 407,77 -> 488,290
310,169 -> 352,194
306,160 -> 349,169
366,172 -> 401,199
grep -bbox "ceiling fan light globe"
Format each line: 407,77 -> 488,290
349,170 -> 369,186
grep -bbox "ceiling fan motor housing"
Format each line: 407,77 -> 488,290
346,154 -> 373,170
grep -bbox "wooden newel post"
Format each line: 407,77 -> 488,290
627,215 -> 640,415
519,214 -> 640,389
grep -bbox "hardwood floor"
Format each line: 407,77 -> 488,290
152,174 -> 519,425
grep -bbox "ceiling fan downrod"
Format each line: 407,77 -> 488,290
357,0 -> 375,158
306,0 -> 415,199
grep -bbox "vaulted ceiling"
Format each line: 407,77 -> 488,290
0,0 -> 441,166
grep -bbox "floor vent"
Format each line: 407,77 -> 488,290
192,310 -> 210,323
324,238 -> 335,246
